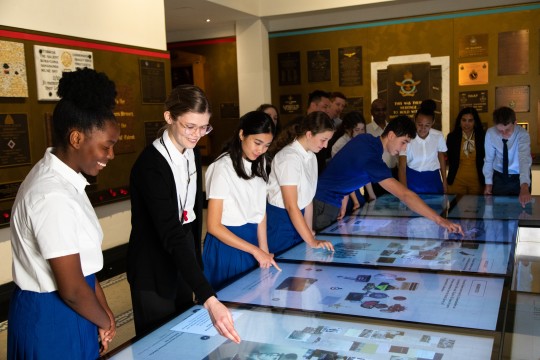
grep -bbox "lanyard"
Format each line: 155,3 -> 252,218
160,135 -> 193,225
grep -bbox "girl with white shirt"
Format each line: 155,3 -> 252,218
398,99 -> 447,194
267,111 -> 336,255
203,111 -> 280,289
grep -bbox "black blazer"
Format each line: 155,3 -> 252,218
127,144 -> 214,302
446,129 -> 485,186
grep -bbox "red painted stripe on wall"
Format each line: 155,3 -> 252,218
0,29 -> 169,59
168,37 -> 235,48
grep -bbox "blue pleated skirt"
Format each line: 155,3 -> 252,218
8,274 -> 99,360
203,223 -> 258,290
266,203 -> 304,255
406,167 -> 443,194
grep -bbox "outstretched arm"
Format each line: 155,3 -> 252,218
379,177 -> 463,234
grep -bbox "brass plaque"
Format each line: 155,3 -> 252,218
458,62 -> 488,85
495,86 -> 529,112
459,34 -> 488,58
498,30 -> 529,75
280,94 -> 302,115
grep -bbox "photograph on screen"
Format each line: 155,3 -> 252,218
107,304 -> 495,360
277,235 -> 512,275
217,263 -> 505,331
448,195 -> 540,220
319,216 -> 517,243
358,194 -> 455,218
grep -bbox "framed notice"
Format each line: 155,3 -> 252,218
0,40 -> 28,97
338,46 -> 362,86
34,45 -> 94,100
495,86 -> 530,112
307,49 -> 331,82
139,60 -> 166,104
278,52 -> 301,86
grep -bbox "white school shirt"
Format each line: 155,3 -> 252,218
10,148 -> 103,292
401,128 -> 447,172
267,140 -> 317,209
205,154 -> 267,226
153,129 -> 197,223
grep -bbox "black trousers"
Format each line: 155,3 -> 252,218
492,170 -> 521,196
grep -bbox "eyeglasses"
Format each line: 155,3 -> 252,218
178,122 -> 213,136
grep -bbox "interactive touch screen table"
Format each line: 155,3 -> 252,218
276,235 -> 513,275
448,195 -> 540,220
357,194 -> 455,217
105,304 -> 496,360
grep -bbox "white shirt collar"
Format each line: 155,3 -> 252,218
291,139 -> 312,160
45,147 -> 89,194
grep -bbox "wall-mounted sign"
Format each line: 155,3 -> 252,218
458,34 -> 488,58
498,30 -> 529,75
139,60 -> 166,103
280,94 -> 302,115
278,52 -> 301,86
34,45 -> 93,100
495,86 -> 529,112
338,46 -> 362,86
0,40 -> 28,97
307,49 -> 331,83
458,62 -> 488,85
459,91 -> 488,113
0,113 -> 30,167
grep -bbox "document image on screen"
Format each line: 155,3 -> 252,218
218,263 -> 505,331
319,216 -> 517,243
277,235 -> 512,275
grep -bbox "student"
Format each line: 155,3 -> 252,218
267,111 -> 336,254
128,85 -> 240,342
483,106 -> 532,206
203,111 -> 280,290
256,103 -> 279,126
446,107 -> 485,195
331,111 -> 376,210
313,115 -> 463,235
398,99 -> 447,194
8,68 -> 117,359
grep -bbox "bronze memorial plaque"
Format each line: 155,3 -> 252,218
458,33 -> 488,58
338,46 -> 362,86
458,62 -> 488,86
278,52 -> 301,86
0,113 -> 31,167
307,49 -> 331,83
459,91 -> 488,113
495,86 -> 529,112
498,30 -> 529,75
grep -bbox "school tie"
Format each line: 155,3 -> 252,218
502,139 -> 509,176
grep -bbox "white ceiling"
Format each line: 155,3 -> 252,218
164,0 -> 536,42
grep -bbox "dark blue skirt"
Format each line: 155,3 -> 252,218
406,167 -> 443,194
8,274 -> 99,360
266,203 -> 304,255
203,223 -> 258,290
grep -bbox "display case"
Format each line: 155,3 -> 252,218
319,216 -> 518,243
105,304 -> 498,360
448,195 -> 540,220
357,194 -> 456,217
276,235 -> 513,275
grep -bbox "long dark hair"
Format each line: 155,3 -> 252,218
218,111 -> 275,181
270,111 -> 334,155
451,107 -> 484,137
341,111 -> 366,137
52,68 -> 117,149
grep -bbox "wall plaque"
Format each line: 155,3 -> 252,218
144,121 -> 164,146
459,91 -> 488,113
498,30 -> 529,75
338,46 -> 362,86
307,49 -> 331,83
34,45 -> 94,100
278,52 -> 301,86
139,60 -> 166,103
0,113 -> 30,167
113,84 -> 137,154
386,62 -> 430,120
280,94 -> 302,115
458,34 -> 488,58
495,86 -> 529,112
0,40 -> 28,97
458,62 -> 488,85
0,181 -> 22,201
345,97 -> 364,115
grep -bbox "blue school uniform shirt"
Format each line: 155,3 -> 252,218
315,134 -> 392,207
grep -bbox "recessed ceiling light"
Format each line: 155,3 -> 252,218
206,19 -> 211,23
